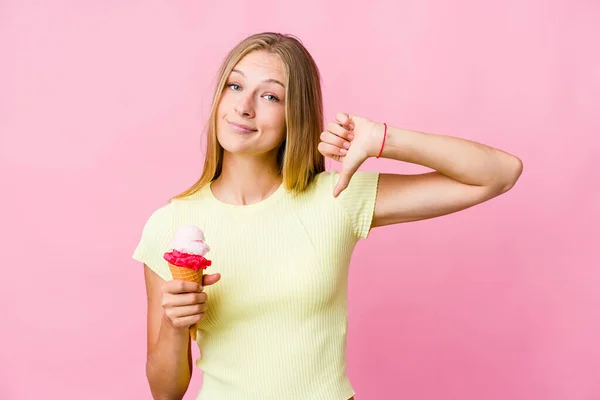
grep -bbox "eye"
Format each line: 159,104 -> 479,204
263,94 -> 280,102
227,83 -> 242,91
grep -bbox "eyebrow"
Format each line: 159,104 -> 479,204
231,69 -> 285,88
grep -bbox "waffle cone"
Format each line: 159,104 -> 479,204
168,263 -> 204,341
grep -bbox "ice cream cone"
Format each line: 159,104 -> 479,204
169,263 -> 203,341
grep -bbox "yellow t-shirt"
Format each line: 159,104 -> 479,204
132,170 -> 379,400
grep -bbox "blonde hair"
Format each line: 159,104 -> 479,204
173,32 -> 325,200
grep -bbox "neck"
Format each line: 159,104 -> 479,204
212,151 -> 282,205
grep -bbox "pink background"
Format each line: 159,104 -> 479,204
1,1 -> 599,399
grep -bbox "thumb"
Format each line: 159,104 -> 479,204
333,161 -> 360,198
202,273 -> 221,287
336,112 -> 355,130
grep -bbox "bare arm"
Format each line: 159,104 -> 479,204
319,113 -> 522,226
144,265 -> 193,400
372,125 -> 523,226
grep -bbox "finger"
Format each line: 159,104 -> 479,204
171,314 -> 203,329
326,122 -> 354,140
318,142 -> 347,158
169,303 -> 208,318
163,291 -> 208,308
320,131 -> 350,149
333,161 -> 361,198
335,112 -> 354,130
202,273 -> 221,287
163,280 -> 202,294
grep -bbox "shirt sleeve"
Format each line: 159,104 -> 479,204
132,202 -> 174,281
331,170 -> 380,239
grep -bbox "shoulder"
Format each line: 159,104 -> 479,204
139,191 -> 211,235
311,170 -> 380,239
310,170 -> 380,197
299,170 -> 380,213
132,202 -> 176,280
143,201 -> 174,230
135,201 -> 176,248
139,185 -> 212,228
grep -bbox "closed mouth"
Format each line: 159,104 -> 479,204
228,121 -> 257,132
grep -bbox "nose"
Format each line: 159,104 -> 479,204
234,93 -> 255,118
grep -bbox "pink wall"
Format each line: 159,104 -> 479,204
1,1 -> 598,399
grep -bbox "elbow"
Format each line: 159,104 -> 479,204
146,362 -> 187,400
498,155 -> 523,193
150,395 -> 183,400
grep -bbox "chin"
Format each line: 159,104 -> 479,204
218,132 -> 282,157
218,134 -> 252,154
221,145 -> 255,155
221,141 -> 282,158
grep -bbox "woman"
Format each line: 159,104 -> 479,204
132,32 -> 522,400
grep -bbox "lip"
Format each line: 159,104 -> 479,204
228,121 -> 257,134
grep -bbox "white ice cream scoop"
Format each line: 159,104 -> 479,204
169,225 -> 210,256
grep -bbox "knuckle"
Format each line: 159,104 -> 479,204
191,315 -> 202,323
173,320 -> 184,328
161,294 -> 172,308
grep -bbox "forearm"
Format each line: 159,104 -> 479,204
378,125 -> 523,190
146,317 -> 192,400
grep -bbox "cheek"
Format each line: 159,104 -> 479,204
216,96 -> 229,118
261,107 -> 286,135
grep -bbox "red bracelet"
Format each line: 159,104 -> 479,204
376,123 -> 387,158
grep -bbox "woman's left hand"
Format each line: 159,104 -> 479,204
318,112 -> 384,197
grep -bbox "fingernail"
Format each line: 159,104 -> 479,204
348,133 -> 354,140
340,148 -> 348,154
343,141 -> 350,149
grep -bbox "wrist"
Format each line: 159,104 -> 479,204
161,315 -> 191,339
368,122 -> 387,158
378,126 -> 422,161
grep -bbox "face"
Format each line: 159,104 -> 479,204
216,51 -> 287,157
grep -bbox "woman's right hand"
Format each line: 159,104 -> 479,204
160,274 -> 221,333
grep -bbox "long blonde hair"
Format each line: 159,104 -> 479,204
173,32 -> 325,200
